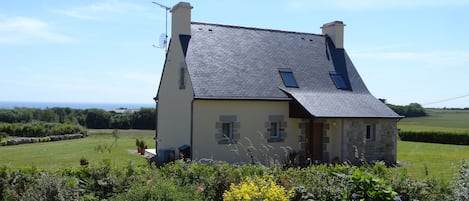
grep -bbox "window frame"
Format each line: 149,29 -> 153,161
329,72 -> 348,90
221,122 -> 233,140
279,70 -> 299,88
366,124 -> 376,141
179,66 -> 185,89
266,115 -> 286,143
269,121 -> 281,139
216,115 -> 239,144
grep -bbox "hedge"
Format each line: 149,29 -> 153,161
0,122 -> 86,137
0,134 -> 84,146
399,131 -> 469,145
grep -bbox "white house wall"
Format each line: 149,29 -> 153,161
156,38 -> 194,152
192,99 -> 302,165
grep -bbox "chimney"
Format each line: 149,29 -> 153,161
321,21 -> 345,49
171,2 -> 192,39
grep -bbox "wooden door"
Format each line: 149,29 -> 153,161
308,121 -> 323,161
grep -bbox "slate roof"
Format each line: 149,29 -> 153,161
183,22 -> 400,118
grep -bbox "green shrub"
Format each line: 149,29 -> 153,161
453,161 -> 469,200
399,131 -> 469,145
21,173 -> 78,201
0,161 -> 459,200
389,170 -> 452,201
344,170 -> 398,201
0,122 -> 85,138
112,178 -> 204,201
0,166 -> 7,200
284,165 -> 352,200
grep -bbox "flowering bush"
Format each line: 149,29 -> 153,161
223,175 -> 294,201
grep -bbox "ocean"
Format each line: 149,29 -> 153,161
0,101 -> 154,110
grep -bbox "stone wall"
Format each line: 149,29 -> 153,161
341,119 -> 397,165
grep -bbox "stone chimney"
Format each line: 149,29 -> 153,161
171,2 -> 192,39
321,21 -> 345,49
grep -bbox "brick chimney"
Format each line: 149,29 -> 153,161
321,21 -> 345,49
171,2 -> 192,39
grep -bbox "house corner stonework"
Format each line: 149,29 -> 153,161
342,119 -> 397,165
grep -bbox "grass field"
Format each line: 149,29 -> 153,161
396,109 -> 469,181
398,109 -> 469,132
396,141 -> 469,181
0,129 -> 155,169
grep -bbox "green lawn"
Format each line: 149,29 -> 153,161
0,129 -> 155,169
396,140 -> 469,181
396,109 -> 469,181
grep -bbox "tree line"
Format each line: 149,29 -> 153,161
387,103 -> 427,117
0,107 -> 156,130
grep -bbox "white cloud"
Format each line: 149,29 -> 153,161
0,16 -> 72,44
56,0 -> 148,20
288,0 -> 469,11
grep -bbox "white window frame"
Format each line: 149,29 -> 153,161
270,121 -> 281,139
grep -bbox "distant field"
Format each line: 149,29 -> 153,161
0,129 -> 155,168
396,109 -> 469,181
398,109 -> 469,132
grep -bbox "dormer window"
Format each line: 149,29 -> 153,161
330,72 -> 348,90
279,69 -> 298,88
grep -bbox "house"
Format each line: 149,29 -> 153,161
154,2 -> 402,165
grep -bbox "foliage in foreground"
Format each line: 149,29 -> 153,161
0,160 -> 467,201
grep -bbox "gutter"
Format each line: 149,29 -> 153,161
190,99 -> 194,160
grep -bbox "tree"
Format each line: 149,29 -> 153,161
132,108 -> 156,129
387,103 -> 426,117
85,109 -> 111,129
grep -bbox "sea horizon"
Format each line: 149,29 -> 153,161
0,101 -> 154,110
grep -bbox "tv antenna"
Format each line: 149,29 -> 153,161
152,1 -> 170,51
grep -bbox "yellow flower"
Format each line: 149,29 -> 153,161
223,175 -> 294,201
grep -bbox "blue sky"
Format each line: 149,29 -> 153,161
1,0 -> 468,108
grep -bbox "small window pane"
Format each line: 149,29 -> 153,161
330,73 -> 348,89
366,124 -> 376,141
222,122 -> 232,139
366,125 -> 371,140
279,71 -> 298,88
270,122 -> 280,138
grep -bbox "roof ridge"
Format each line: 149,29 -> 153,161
191,21 -> 323,36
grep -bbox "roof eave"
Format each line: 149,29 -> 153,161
194,96 -> 292,101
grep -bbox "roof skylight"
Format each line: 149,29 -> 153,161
330,73 -> 348,90
279,69 -> 298,88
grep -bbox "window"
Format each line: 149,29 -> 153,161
366,124 -> 376,141
279,70 -> 298,88
330,72 -> 348,90
215,115 -> 240,144
179,67 -> 185,89
266,115 -> 286,142
270,122 -> 280,139
221,122 -> 233,139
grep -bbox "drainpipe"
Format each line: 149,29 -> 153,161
340,119 -> 344,162
153,96 -> 158,151
190,99 -> 194,160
